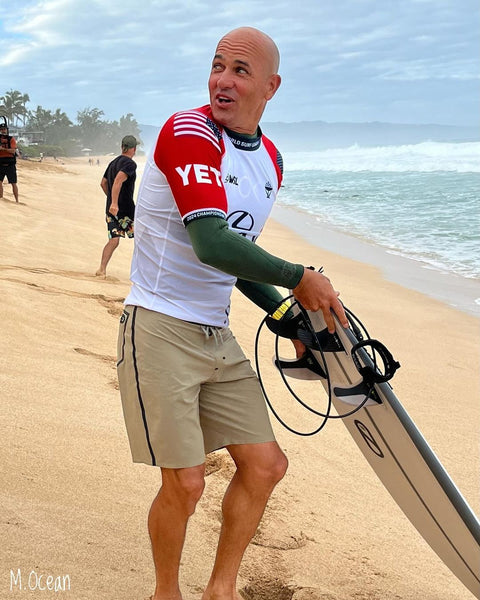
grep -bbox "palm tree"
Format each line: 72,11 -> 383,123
0,89 -> 30,127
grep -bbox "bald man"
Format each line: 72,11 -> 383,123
117,27 -> 347,600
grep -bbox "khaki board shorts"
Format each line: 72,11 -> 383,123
117,306 -> 275,468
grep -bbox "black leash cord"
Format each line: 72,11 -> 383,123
255,309 -> 332,436
255,299 -> 389,436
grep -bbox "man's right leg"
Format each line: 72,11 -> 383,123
0,179 -> 3,198
117,310 -> 214,598
149,465 -> 206,600
96,236 -> 119,277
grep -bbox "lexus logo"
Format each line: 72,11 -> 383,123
227,210 -> 254,232
354,420 -> 384,458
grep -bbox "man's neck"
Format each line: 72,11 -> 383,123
224,126 -> 262,151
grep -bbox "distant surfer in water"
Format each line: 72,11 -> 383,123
117,27 -> 348,600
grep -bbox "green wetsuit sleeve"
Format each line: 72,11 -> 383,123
186,216 -> 304,289
235,279 -> 286,313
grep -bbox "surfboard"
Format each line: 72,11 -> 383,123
267,304 -> 480,598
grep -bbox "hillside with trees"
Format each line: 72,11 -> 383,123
0,89 -> 142,157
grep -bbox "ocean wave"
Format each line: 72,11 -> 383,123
283,141 -> 480,173
278,169 -> 480,280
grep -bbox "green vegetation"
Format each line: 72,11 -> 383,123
0,89 -> 142,156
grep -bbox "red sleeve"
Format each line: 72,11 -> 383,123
154,108 -> 228,222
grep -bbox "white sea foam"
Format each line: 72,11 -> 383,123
278,166 -> 480,281
283,141 -> 480,173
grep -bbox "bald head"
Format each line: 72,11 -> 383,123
216,27 -> 280,76
209,26 -> 282,134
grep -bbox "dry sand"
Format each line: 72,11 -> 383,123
1,157 -> 478,599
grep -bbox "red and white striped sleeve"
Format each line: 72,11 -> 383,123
153,107 -> 228,224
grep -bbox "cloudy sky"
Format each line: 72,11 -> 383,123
1,0 -> 478,128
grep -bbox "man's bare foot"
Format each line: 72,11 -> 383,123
95,269 -> 106,279
201,589 -> 243,600
149,594 -> 183,600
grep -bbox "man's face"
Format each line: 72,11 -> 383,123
208,32 -> 280,135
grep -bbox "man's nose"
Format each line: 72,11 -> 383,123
216,68 -> 234,88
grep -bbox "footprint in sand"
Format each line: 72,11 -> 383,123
74,347 -> 118,389
73,347 -> 116,364
0,264 -> 120,283
0,198 -> 27,206
0,270 -> 125,316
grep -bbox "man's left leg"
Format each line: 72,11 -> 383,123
202,441 -> 288,600
12,182 -> 18,202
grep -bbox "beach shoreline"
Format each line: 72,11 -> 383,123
272,203 -> 480,317
1,157 -> 478,600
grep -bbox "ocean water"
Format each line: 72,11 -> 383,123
279,142 -> 480,282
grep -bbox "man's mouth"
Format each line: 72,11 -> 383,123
217,95 -> 233,104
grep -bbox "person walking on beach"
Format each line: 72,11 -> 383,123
117,27 -> 348,600
0,119 -> 19,203
95,135 -> 138,278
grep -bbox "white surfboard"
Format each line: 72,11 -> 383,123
270,305 -> 480,598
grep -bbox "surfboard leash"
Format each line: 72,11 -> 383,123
255,296 -> 400,436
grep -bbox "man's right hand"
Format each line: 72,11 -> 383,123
109,204 -> 119,217
292,267 -> 349,333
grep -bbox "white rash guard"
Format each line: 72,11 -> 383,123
125,104 -> 283,327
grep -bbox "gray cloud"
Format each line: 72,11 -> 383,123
1,0 -> 478,126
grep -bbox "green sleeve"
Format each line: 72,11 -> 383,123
186,216 -> 304,289
235,279 -> 286,313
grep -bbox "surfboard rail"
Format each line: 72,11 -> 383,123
267,304 -> 480,598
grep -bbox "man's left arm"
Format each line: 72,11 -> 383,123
235,278 -> 306,358
100,177 -> 108,196
235,279 -> 284,314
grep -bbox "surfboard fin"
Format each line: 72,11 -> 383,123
266,312 -> 345,353
333,381 -> 381,406
295,326 -> 345,354
265,312 -> 304,339
274,349 -> 327,380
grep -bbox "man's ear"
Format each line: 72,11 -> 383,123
266,74 -> 282,101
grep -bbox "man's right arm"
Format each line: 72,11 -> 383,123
109,171 -> 128,216
156,110 -> 348,332
186,217 -> 348,332
187,216 -> 303,288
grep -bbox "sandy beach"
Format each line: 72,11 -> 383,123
1,157 -> 479,600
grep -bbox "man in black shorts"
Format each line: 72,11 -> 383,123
0,120 -> 19,203
95,135 -> 138,278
